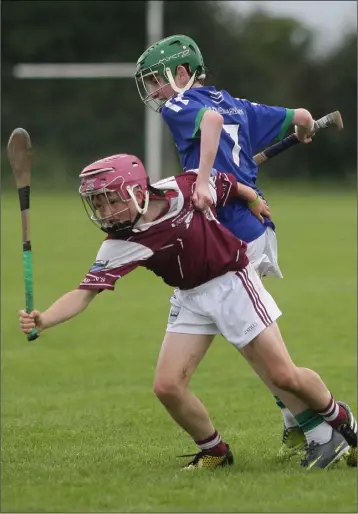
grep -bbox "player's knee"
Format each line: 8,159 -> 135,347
153,377 -> 183,405
270,365 -> 300,392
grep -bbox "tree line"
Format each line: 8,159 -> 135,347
2,1 -> 356,187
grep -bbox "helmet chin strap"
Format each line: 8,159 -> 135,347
165,67 -> 197,94
102,218 -> 137,236
127,187 -> 149,215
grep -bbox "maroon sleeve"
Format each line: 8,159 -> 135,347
77,237 -> 155,292
78,262 -> 138,292
212,172 -> 238,208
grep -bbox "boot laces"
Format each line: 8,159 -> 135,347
300,441 -> 319,467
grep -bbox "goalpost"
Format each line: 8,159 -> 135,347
12,1 -> 164,182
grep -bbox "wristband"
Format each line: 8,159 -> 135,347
248,193 -> 260,207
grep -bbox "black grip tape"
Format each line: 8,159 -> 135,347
18,186 -> 30,211
23,241 -> 32,251
263,133 -> 299,160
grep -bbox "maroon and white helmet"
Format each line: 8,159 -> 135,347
79,154 -> 150,232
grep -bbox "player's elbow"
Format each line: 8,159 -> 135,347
293,108 -> 314,129
201,109 -> 224,129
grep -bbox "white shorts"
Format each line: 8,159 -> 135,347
246,227 -> 283,279
166,263 -> 282,350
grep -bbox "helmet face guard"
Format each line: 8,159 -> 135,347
81,188 -> 134,234
79,154 -> 149,234
135,63 -> 170,112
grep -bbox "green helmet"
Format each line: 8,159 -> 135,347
135,34 -> 206,111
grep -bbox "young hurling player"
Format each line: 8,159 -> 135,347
19,154 -> 357,470
135,34 -> 315,457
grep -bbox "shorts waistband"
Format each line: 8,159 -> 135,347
180,271 -> 237,296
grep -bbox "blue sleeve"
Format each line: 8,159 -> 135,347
161,95 -> 210,141
241,99 -> 294,152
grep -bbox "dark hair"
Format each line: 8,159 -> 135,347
148,184 -> 165,197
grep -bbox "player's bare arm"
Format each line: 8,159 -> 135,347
293,108 -> 315,144
193,110 -> 224,210
19,289 -> 97,333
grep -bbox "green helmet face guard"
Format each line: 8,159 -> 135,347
135,34 -> 206,112
135,62 -> 172,112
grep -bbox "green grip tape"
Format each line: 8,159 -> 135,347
23,249 -> 39,341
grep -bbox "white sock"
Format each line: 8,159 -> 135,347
305,421 -> 333,445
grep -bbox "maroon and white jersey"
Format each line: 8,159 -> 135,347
79,171 -> 249,292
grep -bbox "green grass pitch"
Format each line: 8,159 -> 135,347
1,188 -> 357,512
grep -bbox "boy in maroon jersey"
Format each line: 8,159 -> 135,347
19,154 -> 357,470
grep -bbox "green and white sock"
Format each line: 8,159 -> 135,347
295,409 -> 333,445
274,395 -> 299,428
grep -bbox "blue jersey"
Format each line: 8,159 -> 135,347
161,86 -> 293,243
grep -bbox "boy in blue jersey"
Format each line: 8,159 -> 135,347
134,35 -> 345,460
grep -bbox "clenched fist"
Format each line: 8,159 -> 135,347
294,123 -> 315,144
191,180 -> 214,211
19,310 -> 44,334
